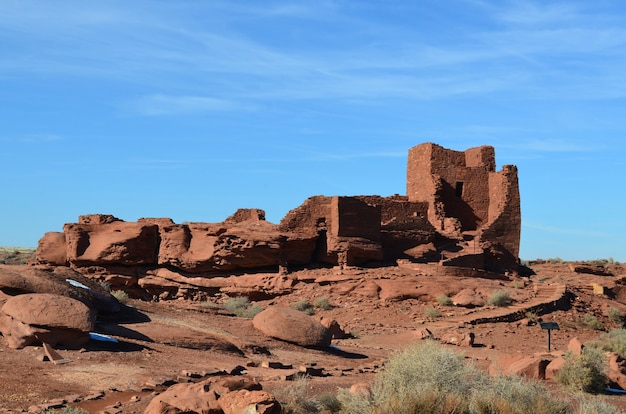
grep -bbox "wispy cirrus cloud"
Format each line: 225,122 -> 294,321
127,94 -> 242,116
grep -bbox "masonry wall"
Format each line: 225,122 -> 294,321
330,197 -> 381,241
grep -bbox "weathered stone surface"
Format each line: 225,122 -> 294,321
440,330 -> 474,347
0,293 -> 95,348
64,216 -> 159,266
36,232 -> 68,265
143,380 -> 221,414
545,357 -> 564,381
317,317 -> 350,339
489,354 -> 550,379
568,262 -> 613,276
144,376 -> 268,414
218,389 -> 281,414
608,352 -> 626,390
567,337 -> 584,356
0,265 -> 120,314
253,307 -> 332,348
451,288 -> 485,308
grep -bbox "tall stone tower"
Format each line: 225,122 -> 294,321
407,142 -> 520,259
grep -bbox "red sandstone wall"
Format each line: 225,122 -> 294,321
330,197 -> 381,241
482,165 -> 521,258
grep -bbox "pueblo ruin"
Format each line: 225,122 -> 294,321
35,142 -> 521,298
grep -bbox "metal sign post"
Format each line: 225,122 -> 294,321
539,322 -> 560,351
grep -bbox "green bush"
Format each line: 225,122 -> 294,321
583,314 -> 605,331
222,297 -> 263,318
487,290 -> 513,307
423,306 -> 441,319
598,329 -> 626,358
291,299 -> 315,315
557,347 -> 607,394
606,308 -> 624,325
436,294 -> 453,306
313,296 -> 334,310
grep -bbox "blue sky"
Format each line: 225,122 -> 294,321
1,1 -> 625,262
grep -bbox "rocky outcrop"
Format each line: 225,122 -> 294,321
252,307 -> 332,348
0,293 -> 96,349
144,375 -> 279,414
0,265 -> 120,314
33,143 -> 522,298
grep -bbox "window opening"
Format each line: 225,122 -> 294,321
455,181 -> 464,197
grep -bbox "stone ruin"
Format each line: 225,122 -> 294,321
34,142 -> 521,297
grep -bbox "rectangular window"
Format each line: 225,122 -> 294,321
455,181 -> 464,197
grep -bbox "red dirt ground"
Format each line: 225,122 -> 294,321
2,261 -> 626,413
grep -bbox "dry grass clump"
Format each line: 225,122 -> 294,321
111,290 -> 129,303
291,299 -> 316,315
436,294 -> 453,306
487,289 -> 513,307
423,306 -> 441,320
222,296 -> 263,319
313,296 -> 334,310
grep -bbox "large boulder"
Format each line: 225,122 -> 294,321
489,354 -> 550,380
0,265 -> 120,314
0,293 -> 96,349
253,307 -> 332,348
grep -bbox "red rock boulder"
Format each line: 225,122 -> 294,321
0,293 -> 96,349
253,307 -> 332,348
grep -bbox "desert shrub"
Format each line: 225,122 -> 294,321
576,396 -> 623,414
276,377 -> 320,414
511,280 -> 524,289
525,311 -> 538,321
436,294 -> 453,306
583,314 -> 605,331
469,375 -> 570,414
313,296 -> 334,310
598,329 -> 626,358
370,340 -> 482,412
43,408 -> 89,414
423,306 -> 441,319
111,290 -> 129,303
336,388 -> 371,414
222,297 -> 263,318
606,308 -> 624,325
317,392 -> 341,413
487,290 -> 512,307
98,280 -> 112,292
557,347 -> 607,394
291,299 -> 315,315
